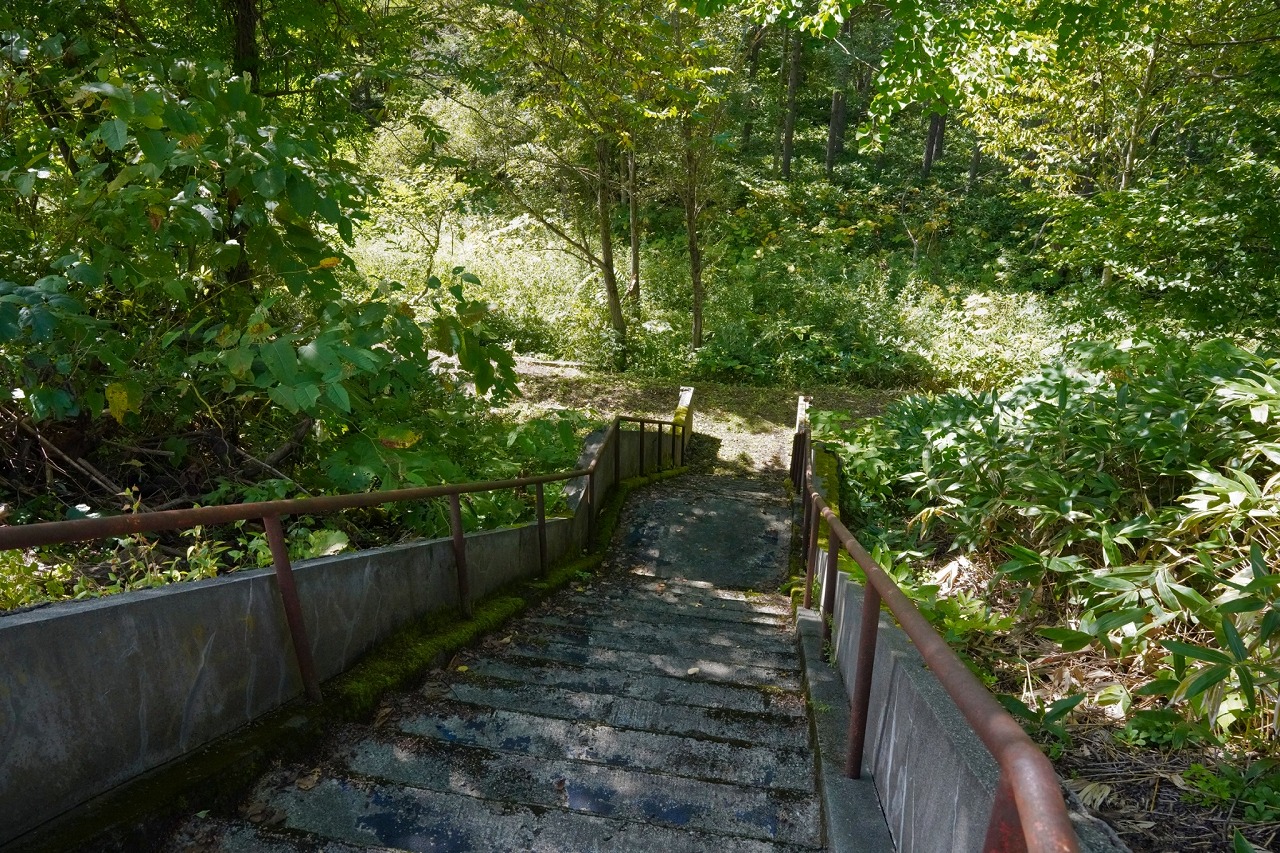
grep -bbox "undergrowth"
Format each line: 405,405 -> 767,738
813,337 -> 1280,822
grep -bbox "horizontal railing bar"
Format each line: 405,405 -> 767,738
804,472 -> 1078,853
0,467 -> 593,551
616,416 -> 681,427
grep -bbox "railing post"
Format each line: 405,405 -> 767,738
449,494 -> 472,617
638,421 -> 645,476
845,582 -> 882,778
262,515 -> 322,703
658,423 -> 665,471
586,469 -> 597,550
806,492 -> 821,582
535,482 -> 548,576
613,420 -> 621,485
671,422 -> 677,468
982,773 -> 1027,853
802,522 -> 817,610
819,531 -> 839,637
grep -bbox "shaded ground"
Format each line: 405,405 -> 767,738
505,358 -> 893,481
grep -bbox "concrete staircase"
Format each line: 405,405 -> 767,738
166,476 -> 886,852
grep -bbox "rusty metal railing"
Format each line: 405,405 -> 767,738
0,389 -> 695,706
791,401 -> 1079,853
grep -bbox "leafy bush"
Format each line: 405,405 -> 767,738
815,338 -> 1280,740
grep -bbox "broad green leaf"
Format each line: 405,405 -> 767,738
100,118 -> 127,151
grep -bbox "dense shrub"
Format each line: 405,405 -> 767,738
816,339 -> 1280,740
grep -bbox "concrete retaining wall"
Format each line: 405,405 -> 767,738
0,398 -> 691,846
810,441 -> 1126,853
823,561 -> 998,852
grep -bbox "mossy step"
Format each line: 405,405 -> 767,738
394,702 -> 816,791
528,612 -> 795,654
466,659 -> 806,718
517,620 -> 799,671
341,736 -> 821,846
560,594 -> 790,629
505,638 -> 802,690
253,774 -> 813,852
442,680 -> 808,748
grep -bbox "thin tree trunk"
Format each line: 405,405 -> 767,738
921,111 -> 942,179
595,138 -> 627,365
825,19 -> 853,178
228,0 -> 260,87
781,31 -> 803,180
741,25 -> 765,149
626,148 -> 640,303
682,121 -> 704,350
1101,43 -> 1159,288
772,27 -> 790,173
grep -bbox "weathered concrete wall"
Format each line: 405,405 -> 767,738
0,403 -> 692,846
824,563 -> 998,853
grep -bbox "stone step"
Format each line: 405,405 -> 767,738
259,774 -> 813,852
529,612 -> 795,654
519,623 -> 799,672
170,817 -> 399,853
396,702 -> 815,792
444,680 -> 808,748
630,580 -> 794,614
563,595 -> 791,629
576,584 -> 793,617
505,639 -> 802,690
466,659 -> 805,718
342,735 -> 821,846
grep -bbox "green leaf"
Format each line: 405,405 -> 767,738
261,339 -> 298,384
325,382 -> 351,412
1042,693 -> 1086,724
1038,627 -> 1094,651
222,348 -> 254,379
253,165 -> 286,199
1260,608 -> 1280,644
1222,619 -> 1248,663
1233,828 -> 1257,853
101,118 -> 127,151
1251,542 -> 1269,577
1177,663 -> 1232,702
267,384 -> 299,413
1160,640 -> 1233,665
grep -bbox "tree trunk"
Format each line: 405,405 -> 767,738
825,19 -> 853,179
626,148 -> 640,303
1101,43 -> 1159,289
741,25 -> 765,149
921,112 -> 943,179
682,121 -> 704,350
595,138 -> 627,365
228,0 -> 260,87
772,27 -> 789,173
781,30 -> 803,180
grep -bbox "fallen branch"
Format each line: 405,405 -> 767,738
14,419 -> 150,511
